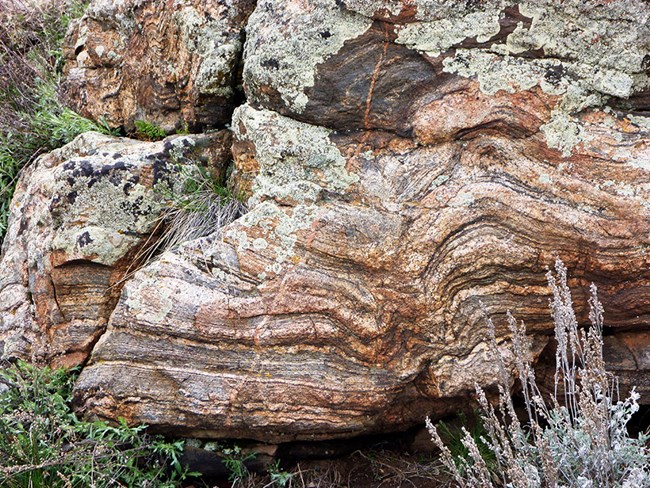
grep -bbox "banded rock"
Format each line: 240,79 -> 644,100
61,0 -> 256,133
0,131 -> 231,367
7,0 -> 650,441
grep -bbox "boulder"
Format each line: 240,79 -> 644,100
74,92 -> 650,440
0,130 -> 232,367
61,0 -> 256,133
5,0 -> 650,441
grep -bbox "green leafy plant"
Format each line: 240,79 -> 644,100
0,360 -> 199,487
267,460 -> 295,487
134,119 -> 167,141
222,445 -> 257,485
428,260 -> 650,487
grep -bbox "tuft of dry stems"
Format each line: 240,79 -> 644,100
428,259 -> 650,488
118,163 -> 247,285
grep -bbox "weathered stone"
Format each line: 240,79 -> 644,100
0,130 -> 232,367
61,0 -> 255,133
75,100 -> 650,441
4,0 -> 649,441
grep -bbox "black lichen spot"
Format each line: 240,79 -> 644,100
320,31 -> 332,39
150,156 -> 170,184
63,161 -> 76,171
544,64 -> 568,86
112,153 -> 123,159
17,217 -> 29,236
109,173 -> 123,186
261,58 -> 280,69
87,177 -> 98,188
123,182 -> 133,194
67,177 -> 76,187
66,191 -> 78,204
74,160 -> 94,178
77,231 -> 93,248
98,160 -> 127,176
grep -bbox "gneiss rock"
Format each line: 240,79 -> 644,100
61,0 -> 256,133
0,131 -> 231,367
75,102 -> 650,441
16,0 -> 650,441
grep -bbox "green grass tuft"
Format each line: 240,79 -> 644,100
0,360 -> 199,487
134,120 -> 167,141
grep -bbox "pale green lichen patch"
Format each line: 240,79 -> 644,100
232,104 -> 358,206
540,111 -> 594,158
244,0 -> 371,113
230,202 -> 320,275
229,104 -> 358,275
396,10 -> 502,58
123,264 -> 175,324
399,0 -> 650,156
172,6 -> 241,97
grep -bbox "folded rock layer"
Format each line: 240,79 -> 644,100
3,0 -> 650,441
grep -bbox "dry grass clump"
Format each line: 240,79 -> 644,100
428,259 -> 650,487
155,163 -> 247,253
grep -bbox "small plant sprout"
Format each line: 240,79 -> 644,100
428,259 -> 650,488
134,119 -> 167,141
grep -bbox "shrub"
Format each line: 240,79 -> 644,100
0,360 -> 198,487
428,259 -> 650,487
0,0 -> 115,245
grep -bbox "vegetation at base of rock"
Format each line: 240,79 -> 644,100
0,359 -> 199,487
434,412 -> 496,477
134,120 -> 167,141
429,260 -> 650,487
0,0 -> 115,245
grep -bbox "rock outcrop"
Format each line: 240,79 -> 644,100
0,131 -> 231,367
61,0 -> 256,132
3,0 -> 650,441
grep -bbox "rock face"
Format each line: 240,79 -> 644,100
3,0 -> 650,441
67,0 -> 650,441
61,0 -> 256,132
0,131 -> 231,367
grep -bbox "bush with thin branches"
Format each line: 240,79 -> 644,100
428,259 -> 650,487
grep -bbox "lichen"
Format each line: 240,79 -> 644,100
172,5 -> 241,97
540,111 -> 594,158
228,104 -> 358,275
395,10 -> 502,58
243,0 -> 372,113
397,0 -> 650,155
232,104 -> 358,206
